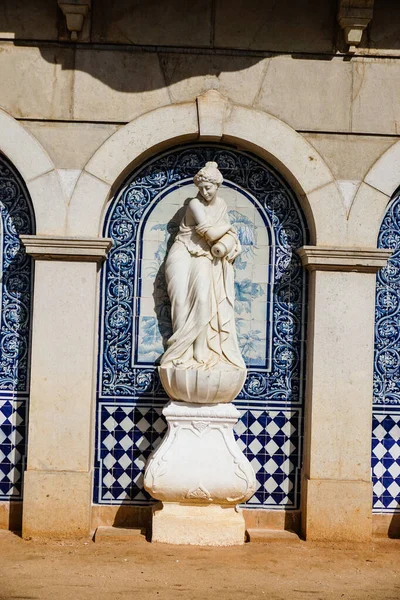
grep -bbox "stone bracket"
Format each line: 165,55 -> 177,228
337,1 -> 375,51
58,0 -> 91,41
20,235 -> 112,262
297,246 -> 392,273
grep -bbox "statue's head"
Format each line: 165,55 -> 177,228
193,161 -> 223,203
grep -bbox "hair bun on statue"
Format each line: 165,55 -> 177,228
193,161 -> 223,187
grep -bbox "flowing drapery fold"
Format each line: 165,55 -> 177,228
160,198 -> 245,371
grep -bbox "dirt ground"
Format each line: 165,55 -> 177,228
0,532 -> 400,600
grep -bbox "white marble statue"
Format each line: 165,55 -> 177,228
145,163 -> 255,543
160,161 -> 246,376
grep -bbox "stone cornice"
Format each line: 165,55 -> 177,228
297,246 -> 392,273
20,235 -> 112,262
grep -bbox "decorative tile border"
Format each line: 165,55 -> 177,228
0,156 -> 34,394
374,191 -> 400,406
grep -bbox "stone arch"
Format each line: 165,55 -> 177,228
0,108 -> 66,235
348,140 -> 400,248
67,92 -> 345,245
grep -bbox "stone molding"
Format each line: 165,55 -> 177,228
20,235 -> 112,262
297,246 -> 392,273
163,401 -> 241,421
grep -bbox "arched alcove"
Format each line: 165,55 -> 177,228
94,143 -> 309,512
372,187 -> 400,513
0,152 -> 35,506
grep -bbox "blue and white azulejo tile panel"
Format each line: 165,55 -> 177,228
373,190 -> 400,512
0,398 -> 27,498
95,401 -> 302,507
94,402 -> 166,504
372,410 -> 400,511
95,144 -> 308,510
138,183 -> 272,367
0,154 -> 34,502
236,408 -> 302,508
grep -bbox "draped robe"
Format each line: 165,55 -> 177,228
160,197 -> 245,371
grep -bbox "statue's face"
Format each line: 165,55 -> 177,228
197,181 -> 218,203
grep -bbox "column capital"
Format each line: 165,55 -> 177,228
20,235 -> 112,262
297,246 -> 392,273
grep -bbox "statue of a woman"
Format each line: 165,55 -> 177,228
160,162 -> 245,373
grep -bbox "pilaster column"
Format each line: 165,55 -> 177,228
20,236 -> 112,538
298,246 -> 392,542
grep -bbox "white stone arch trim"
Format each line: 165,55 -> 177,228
68,92 -> 346,245
348,140 -> 400,247
0,108 -> 66,235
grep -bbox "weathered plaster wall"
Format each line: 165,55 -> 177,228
1,47 -> 400,135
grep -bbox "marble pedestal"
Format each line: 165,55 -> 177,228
144,401 -> 256,546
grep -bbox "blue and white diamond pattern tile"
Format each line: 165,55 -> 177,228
372,412 -> 400,512
0,399 -> 26,500
95,402 -> 302,507
236,409 -> 302,509
95,403 -> 167,504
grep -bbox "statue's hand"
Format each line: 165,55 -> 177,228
226,246 -> 240,263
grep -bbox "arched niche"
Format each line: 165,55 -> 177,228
0,152 -> 35,504
372,187 -> 400,513
94,143 -> 309,510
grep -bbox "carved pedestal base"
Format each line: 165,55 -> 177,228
144,401 -> 256,546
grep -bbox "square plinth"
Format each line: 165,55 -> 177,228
151,503 -> 246,546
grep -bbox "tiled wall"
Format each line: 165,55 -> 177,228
94,144 -> 308,510
373,191 -> 400,512
0,154 -> 34,502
